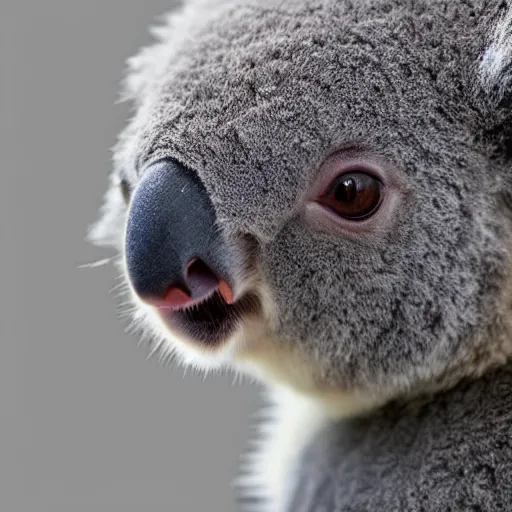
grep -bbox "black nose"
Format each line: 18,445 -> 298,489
125,159 -> 233,310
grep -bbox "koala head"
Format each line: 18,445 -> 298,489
91,0 -> 512,414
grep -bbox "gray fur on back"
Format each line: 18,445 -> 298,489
288,364 -> 512,512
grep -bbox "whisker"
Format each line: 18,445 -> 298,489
77,257 -> 118,269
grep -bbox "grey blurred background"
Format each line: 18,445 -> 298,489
1,1 -> 261,511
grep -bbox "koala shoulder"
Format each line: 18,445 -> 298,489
286,364 -> 512,512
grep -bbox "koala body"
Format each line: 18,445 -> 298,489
91,0 -> 512,510
287,364 -> 512,512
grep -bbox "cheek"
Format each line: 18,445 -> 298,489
255,177 -> 512,392
260,228 -> 406,343
260,224 -> 477,380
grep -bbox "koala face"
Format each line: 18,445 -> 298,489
92,0 -> 512,410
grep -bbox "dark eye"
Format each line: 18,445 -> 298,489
318,172 -> 383,220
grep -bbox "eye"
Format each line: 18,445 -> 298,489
317,171 -> 383,220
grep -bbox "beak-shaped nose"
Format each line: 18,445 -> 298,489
125,159 -> 233,310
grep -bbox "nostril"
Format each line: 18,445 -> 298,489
139,259 -> 234,312
186,260 -> 233,305
185,259 -> 233,305
185,259 -> 220,301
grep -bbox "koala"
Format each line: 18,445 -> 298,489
90,0 -> 512,510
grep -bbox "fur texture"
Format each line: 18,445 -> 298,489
289,364 -> 512,512
90,1 -> 512,510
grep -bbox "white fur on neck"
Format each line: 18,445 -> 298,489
235,387 -> 330,512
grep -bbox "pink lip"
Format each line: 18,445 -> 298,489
145,281 -> 234,312
147,288 -> 192,311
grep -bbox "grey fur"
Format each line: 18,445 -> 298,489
90,0 -> 512,510
288,364 -> 512,512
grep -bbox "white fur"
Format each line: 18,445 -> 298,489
480,5 -> 512,100
234,383 -> 387,512
235,388 -> 330,512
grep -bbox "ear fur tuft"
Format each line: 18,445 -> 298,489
119,0 -> 214,106
480,3 -> 512,104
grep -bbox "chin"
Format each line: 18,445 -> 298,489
156,290 -> 262,348
130,284 -> 266,373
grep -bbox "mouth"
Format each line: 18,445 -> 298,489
156,290 -> 261,347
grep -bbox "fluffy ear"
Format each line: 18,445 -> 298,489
480,4 -> 512,104
119,0 -> 217,106
120,4 -> 185,106
478,4 -> 512,158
